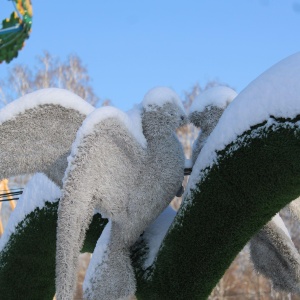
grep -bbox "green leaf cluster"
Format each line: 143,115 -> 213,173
0,1 -> 32,63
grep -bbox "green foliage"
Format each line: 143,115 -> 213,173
0,201 -> 106,300
133,116 -> 300,299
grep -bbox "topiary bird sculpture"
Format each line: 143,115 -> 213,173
55,87 -> 187,300
1,53 -> 300,299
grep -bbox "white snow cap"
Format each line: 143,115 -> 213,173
142,87 -> 185,111
142,205 -> 176,269
0,173 -> 61,252
70,106 -> 147,155
0,88 -> 94,125
126,104 -> 145,144
83,220 -> 112,293
190,86 -> 237,113
187,52 -> 300,195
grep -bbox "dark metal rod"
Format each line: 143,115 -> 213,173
0,198 -> 20,202
0,24 -> 22,35
184,168 -> 192,176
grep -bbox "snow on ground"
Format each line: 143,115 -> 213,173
142,87 -> 185,111
190,86 -> 237,114
187,52 -> 300,195
0,88 -> 94,125
0,173 -> 61,252
142,205 -> 177,269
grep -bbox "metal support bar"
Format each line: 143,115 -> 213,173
0,24 -> 22,35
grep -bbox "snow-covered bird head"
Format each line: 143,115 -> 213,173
141,87 -> 187,137
189,86 -> 237,132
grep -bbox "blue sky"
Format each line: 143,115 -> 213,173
0,0 -> 299,110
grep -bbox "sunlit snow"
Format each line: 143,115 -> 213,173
0,88 -> 94,125
187,52 -> 300,195
0,173 -> 61,252
190,86 -> 237,113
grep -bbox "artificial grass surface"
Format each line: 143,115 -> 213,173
0,201 -> 107,300
133,117 -> 300,299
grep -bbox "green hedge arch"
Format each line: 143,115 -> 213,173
0,202 -> 107,300
133,116 -> 300,299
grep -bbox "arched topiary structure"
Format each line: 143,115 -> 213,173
133,116 -> 300,299
1,52 -> 300,299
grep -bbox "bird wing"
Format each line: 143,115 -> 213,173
62,105 -> 146,220
250,214 -> 300,293
0,88 -> 94,183
56,106 -> 146,299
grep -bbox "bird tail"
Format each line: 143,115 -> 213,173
55,183 -> 95,300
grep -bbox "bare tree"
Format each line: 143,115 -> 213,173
0,51 -> 102,106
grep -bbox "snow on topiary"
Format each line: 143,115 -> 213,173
0,88 -> 94,187
189,85 -> 300,292
189,85 -> 237,165
132,52 -> 300,299
1,53 -> 300,299
0,173 -> 106,300
0,173 -> 61,253
0,173 -> 62,299
0,88 -> 101,299
55,87 -> 187,300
